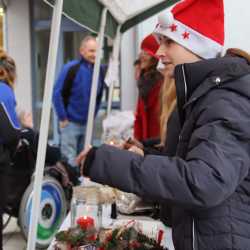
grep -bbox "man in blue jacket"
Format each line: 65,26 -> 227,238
53,36 -> 105,168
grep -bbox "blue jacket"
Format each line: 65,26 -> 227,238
53,58 -> 105,125
0,81 -> 20,150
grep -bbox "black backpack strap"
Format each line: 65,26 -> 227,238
0,103 -> 20,151
61,61 -> 81,108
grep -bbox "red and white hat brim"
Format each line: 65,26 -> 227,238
154,13 -> 223,59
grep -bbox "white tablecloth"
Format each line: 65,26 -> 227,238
48,212 -> 175,250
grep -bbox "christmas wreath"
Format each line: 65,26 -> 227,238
54,217 -> 98,249
54,218 -> 168,250
99,220 -> 168,250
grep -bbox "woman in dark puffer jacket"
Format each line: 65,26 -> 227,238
77,1 -> 250,249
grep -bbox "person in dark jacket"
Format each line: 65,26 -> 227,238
77,0 -> 250,249
0,49 -> 20,250
53,35 -> 105,168
134,34 -> 163,141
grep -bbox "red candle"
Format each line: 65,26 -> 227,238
157,229 -> 164,245
77,216 -> 95,229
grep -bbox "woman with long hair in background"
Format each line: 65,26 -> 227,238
134,34 -> 163,141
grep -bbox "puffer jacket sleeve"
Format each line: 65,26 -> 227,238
88,90 -> 250,209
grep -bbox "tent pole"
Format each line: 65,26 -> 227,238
106,25 -> 121,116
84,8 -> 108,148
26,0 -> 63,249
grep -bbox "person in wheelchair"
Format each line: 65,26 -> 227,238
0,49 -> 21,250
10,115 -> 80,244
4,126 -> 80,248
5,126 -> 79,214
0,49 -> 78,249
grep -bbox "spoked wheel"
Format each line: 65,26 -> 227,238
18,176 -> 67,249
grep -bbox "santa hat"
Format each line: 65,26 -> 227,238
141,34 -> 160,59
154,0 -> 224,59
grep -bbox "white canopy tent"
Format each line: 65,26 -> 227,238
27,1 -> 179,249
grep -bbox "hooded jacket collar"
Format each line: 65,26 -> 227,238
174,56 -> 250,124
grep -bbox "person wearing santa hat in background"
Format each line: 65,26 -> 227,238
77,0 -> 250,249
133,34 -> 164,142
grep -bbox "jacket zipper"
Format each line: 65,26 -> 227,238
192,219 -> 196,250
181,64 -> 188,104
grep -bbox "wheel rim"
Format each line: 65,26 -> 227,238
20,177 -> 66,247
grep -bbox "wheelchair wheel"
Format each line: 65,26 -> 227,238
18,175 -> 67,249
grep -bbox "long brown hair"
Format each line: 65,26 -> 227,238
159,75 -> 177,144
226,48 -> 250,63
0,49 -> 16,88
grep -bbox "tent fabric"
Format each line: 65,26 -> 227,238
99,0 -> 166,23
44,0 -> 179,38
100,0 -> 179,33
44,0 -> 118,38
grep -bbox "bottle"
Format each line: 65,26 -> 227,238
111,202 -> 117,219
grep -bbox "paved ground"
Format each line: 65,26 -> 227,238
3,215 -> 27,250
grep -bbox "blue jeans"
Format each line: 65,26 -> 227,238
60,121 -> 85,168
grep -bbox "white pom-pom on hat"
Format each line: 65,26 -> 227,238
158,11 -> 174,28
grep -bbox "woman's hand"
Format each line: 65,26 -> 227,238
128,145 -> 144,156
123,137 -> 144,150
19,111 -> 34,128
